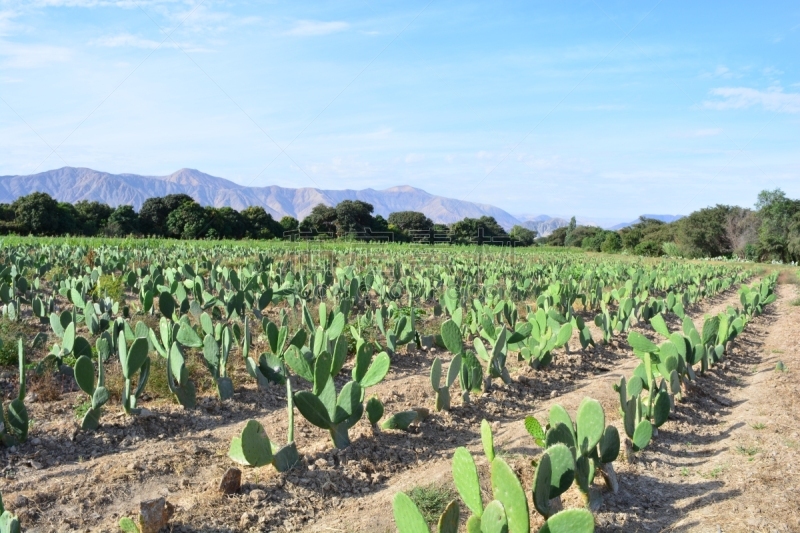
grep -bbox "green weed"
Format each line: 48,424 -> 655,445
736,444 -> 759,457
407,484 -> 457,525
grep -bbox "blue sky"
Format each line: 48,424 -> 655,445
0,1 -> 798,220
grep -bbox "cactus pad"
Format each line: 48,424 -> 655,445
491,457 -> 530,533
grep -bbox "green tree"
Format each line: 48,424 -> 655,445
509,225 -> 537,246
241,206 -> 281,239
546,226 -> 568,246
207,207 -> 246,239
75,200 -> 114,236
11,192 -> 60,235
725,207 -> 760,258
334,200 -> 375,236
450,216 -> 507,245
754,188 -> 800,262
299,204 -> 337,235
166,201 -> 209,239
387,211 -> 433,233
280,216 -> 299,236
57,202 -> 81,235
139,194 -> 194,236
564,216 -> 577,245
0,203 -> 13,222
0,203 -> 18,234
601,232 -> 622,253
106,205 -> 139,236
564,225 -> 602,248
676,205 -> 733,258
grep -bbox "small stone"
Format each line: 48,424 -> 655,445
138,497 -> 175,533
13,495 -> 28,508
550,390 -> 557,399
218,467 -> 241,495
249,489 -> 266,502
30,438 -> 41,445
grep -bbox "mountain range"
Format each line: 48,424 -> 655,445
0,167 -> 682,233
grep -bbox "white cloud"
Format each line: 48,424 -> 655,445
90,32 -> 212,53
0,41 -> 71,68
700,64 -> 743,80
0,10 -> 17,37
704,87 -> 800,113
404,153 -> 424,163
285,20 -> 349,37
93,33 -> 161,49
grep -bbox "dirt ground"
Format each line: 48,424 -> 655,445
1,277 -> 798,533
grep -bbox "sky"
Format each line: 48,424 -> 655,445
0,1 -> 798,220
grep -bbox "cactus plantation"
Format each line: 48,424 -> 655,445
0,237 -> 793,531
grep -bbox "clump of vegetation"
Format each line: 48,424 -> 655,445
73,399 -> 91,420
0,321 -> 28,366
93,274 -> 125,303
407,484 -> 458,525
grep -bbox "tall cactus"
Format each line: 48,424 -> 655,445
73,337 -> 111,430
202,327 -> 233,400
119,332 -> 150,415
166,342 -> 196,409
430,354 -> 462,411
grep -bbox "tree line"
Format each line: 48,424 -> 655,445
545,188 -> 800,263
2,188 -> 796,262
0,192 -> 538,245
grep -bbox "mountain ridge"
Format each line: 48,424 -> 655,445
0,167 -> 685,233
0,167 -> 522,229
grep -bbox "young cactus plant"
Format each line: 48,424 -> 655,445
527,399 -> 621,509
441,319 -> 483,404
616,376 -> 654,458
445,419 -> 595,533
380,409 -> 422,431
73,338 -> 111,430
430,353 -> 462,411
1,340 -> 28,446
520,308 -> 573,369
473,326 -> 511,388
294,378 -> 364,449
273,372 -> 301,472
166,342 -> 196,409
202,327 -> 234,400
0,490 -> 21,533
118,332 -> 151,416
229,420 -> 275,468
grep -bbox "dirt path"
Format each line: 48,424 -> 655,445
1,281 -> 774,533
652,282 -> 800,533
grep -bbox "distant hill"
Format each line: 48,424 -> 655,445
0,167 -> 522,229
